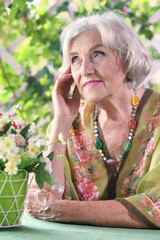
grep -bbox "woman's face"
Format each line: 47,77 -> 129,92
69,29 -> 127,103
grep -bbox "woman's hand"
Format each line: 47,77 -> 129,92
52,67 -> 81,120
25,185 -> 62,221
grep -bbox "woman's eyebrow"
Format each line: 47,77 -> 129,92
69,44 -> 104,57
89,44 -> 104,52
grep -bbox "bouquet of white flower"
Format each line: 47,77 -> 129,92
0,105 -> 53,189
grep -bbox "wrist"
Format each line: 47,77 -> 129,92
54,114 -> 75,125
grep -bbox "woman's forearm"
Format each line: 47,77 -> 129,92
47,116 -> 72,154
45,117 -> 72,198
26,191 -> 149,228
56,199 -> 148,228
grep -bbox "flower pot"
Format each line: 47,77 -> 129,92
0,170 -> 28,228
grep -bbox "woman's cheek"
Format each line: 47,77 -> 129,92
71,70 -> 78,84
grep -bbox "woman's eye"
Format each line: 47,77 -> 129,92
72,56 -> 79,64
93,51 -> 105,58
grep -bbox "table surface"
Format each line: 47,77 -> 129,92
0,214 -> 160,240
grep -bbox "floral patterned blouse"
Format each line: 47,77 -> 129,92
58,88 -> 160,228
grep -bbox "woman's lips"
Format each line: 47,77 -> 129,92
83,81 -> 101,89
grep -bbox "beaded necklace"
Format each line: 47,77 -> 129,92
94,90 -> 140,165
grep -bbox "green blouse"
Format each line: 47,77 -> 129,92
57,88 -> 160,228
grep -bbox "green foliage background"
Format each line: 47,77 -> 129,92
0,0 -> 160,132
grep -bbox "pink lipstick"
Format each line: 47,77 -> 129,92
83,81 -> 101,89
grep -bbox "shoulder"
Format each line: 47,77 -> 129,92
142,89 -> 160,141
142,88 -> 160,117
149,89 -> 160,106
149,89 -> 160,117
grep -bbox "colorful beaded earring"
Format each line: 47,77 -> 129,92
94,90 -> 140,165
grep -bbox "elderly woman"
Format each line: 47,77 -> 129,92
26,11 -> 160,228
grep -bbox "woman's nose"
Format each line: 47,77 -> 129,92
81,57 -> 95,76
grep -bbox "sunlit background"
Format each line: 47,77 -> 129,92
0,0 -> 160,132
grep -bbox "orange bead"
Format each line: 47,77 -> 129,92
129,119 -> 137,130
94,121 -> 98,125
131,96 -> 140,107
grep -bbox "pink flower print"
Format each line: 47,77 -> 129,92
120,177 -> 130,197
72,130 -> 87,150
153,108 -> 159,116
144,116 -> 160,133
69,145 -> 77,155
80,102 -> 92,113
144,137 -> 155,157
155,101 -> 160,108
139,196 -> 153,207
88,152 -> 99,162
76,149 -> 89,162
147,207 -> 160,223
138,136 -> 147,145
80,102 -> 85,109
73,164 -> 80,171
144,114 -> 151,121
76,178 -> 99,201
149,116 -> 160,132
86,137 -> 95,151
85,105 -> 92,113
72,164 -> 88,179
135,153 -> 143,160
155,202 -> 160,209
90,170 -> 103,182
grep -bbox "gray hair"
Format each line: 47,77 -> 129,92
60,11 -> 153,88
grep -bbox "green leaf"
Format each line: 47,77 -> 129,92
43,171 -> 53,186
33,117 -> 40,125
10,4 -> 18,20
113,2 -> 125,10
35,162 -> 46,173
36,152 -> 43,158
0,121 -> 12,136
20,124 -> 31,139
0,159 -> 5,170
11,128 -> 17,134
16,0 -> 25,12
57,1 -> 69,13
35,174 -> 44,189
0,2 -> 5,8
145,30 -> 153,40
148,46 -> 160,60
105,0 -> 111,8
47,152 -> 54,161
139,26 -> 146,35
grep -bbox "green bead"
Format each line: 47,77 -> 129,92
123,141 -> 132,152
95,139 -> 102,149
122,152 -> 125,155
130,129 -> 134,132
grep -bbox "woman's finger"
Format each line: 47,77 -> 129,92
72,85 -> 81,100
58,66 -> 71,79
55,73 -> 72,87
